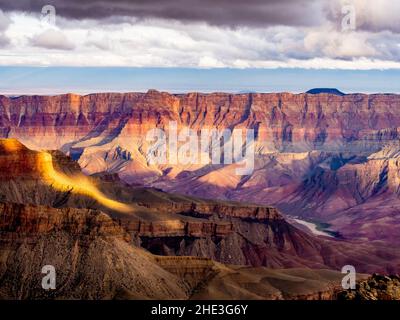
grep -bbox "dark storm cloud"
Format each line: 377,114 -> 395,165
0,0 -> 325,27
325,1 -> 400,34
0,9 -> 10,47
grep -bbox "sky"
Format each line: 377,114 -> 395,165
0,0 -> 399,94
1,67 -> 400,95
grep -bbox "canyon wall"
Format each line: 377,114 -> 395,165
2,91 -> 400,153
2,92 -> 400,266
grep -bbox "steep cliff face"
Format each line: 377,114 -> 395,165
0,200 -> 355,300
0,201 -> 189,299
3,91 -> 400,201
2,91 -> 400,152
3,91 -> 400,192
0,202 -> 129,239
259,145 -> 400,243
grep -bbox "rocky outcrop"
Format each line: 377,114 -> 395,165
137,200 -> 282,221
0,199 -> 359,300
0,139 -> 50,179
0,202 -> 130,241
122,219 -> 233,238
0,201 -> 189,300
183,203 -> 282,220
337,274 -> 400,300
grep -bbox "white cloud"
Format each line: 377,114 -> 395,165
30,29 -> 75,50
304,29 -> 378,59
329,0 -> 400,33
0,10 -> 399,69
198,56 -> 224,68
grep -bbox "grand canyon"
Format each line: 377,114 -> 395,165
0,90 -> 400,299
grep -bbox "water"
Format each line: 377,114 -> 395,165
293,218 -> 335,238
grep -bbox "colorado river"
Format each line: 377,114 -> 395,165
293,218 -> 335,238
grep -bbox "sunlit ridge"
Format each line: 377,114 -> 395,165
38,152 -> 133,213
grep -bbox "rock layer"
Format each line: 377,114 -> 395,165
0,200 -> 360,300
3,139 -> 398,273
2,91 -> 400,154
2,90 -> 400,274
0,201 -> 189,299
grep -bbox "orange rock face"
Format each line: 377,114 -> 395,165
1,91 -> 400,152
0,138 -> 47,179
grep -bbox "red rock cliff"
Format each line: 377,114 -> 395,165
1,91 -> 400,153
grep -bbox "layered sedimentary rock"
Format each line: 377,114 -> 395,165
2,90 -> 400,270
0,139 -> 372,300
122,219 -> 233,238
0,200 -> 354,300
2,91 -> 400,153
0,201 -> 189,299
0,202 -> 129,240
0,139 -> 320,269
3,138 -> 399,273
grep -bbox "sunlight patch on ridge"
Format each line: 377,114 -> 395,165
38,151 -> 133,213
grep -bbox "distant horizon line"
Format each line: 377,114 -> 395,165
2,67 -> 400,95
2,88 -> 400,97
